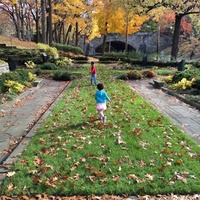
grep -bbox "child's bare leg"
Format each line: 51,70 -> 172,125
97,109 -> 104,119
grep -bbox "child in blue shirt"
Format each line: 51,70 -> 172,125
95,83 -> 111,124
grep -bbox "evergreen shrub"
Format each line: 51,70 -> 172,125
172,69 -> 200,83
0,70 -> 32,93
117,74 -> 128,80
38,63 -> 58,70
53,71 -> 71,81
52,43 -> 83,55
127,70 -> 143,80
193,78 -> 200,90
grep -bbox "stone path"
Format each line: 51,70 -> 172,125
127,79 -> 200,145
0,79 -> 71,183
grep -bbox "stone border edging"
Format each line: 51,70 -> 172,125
161,87 -> 200,111
149,81 -> 200,111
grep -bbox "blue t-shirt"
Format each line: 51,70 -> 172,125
95,90 -> 110,103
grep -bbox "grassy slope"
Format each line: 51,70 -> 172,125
0,35 -> 37,49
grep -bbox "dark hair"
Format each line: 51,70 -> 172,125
97,83 -> 104,90
91,62 -> 94,65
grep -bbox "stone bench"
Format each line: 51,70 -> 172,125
153,80 -> 164,88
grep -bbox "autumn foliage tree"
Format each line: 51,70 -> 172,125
91,0 -> 148,54
108,0 -> 148,52
135,0 -> 200,60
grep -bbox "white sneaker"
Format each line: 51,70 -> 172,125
103,116 -> 107,124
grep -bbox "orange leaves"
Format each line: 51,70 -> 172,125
132,128 -> 143,135
127,174 -> 145,183
162,148 -> 170,154
175,159 -> 182,165
145,174 -> 155,181
32,176 -> 43,184
6,183 -> 18,194
33,156 -> 45,168
138,160 -> 146,167
112,176 -> 120,182
139,141 -> 149,149
94,171 -> 106,178
0,35 -> 36,49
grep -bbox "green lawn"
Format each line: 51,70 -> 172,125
1,63 -> 200,196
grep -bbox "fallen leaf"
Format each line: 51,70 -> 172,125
6,171 -> 15,177
145,174 -> 154,180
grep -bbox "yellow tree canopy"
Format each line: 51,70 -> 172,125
113,7 -> 149,35
90,0 -> 149,37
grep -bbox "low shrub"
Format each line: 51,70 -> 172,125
4,80 -> 25,94
0,70 -> 36,94
28,72 -> 36,82
56,57 -> 73,67
159,75 -> 173,83
104,51 -> 127,58
127,70 -> 143,80
38,63 -> 58,70
25,61 -> 36,69
142,70 -> 156,78
34,68 -> 42,76
127,51 -> 143,59
172,78 -> 195,91
193,78 -> 200,90
52,43 -> 83,55
117,74 -> 128,80
172,69 -> 200,83
3,93 -> 17,101
37,43 -> 59,59
53,71 -> 71,81
0,49 -> 40,65
16,69 -> 30,82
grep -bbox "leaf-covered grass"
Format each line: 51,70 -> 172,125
1,64 -> 200,196
0,35 -> 37,49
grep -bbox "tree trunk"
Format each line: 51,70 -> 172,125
125,16 -> 128,52
171,14 -> 183,60
102,22 -> 108,56
75,22 -> 78,46
35,16 -> 40,43
20,17 -> 24,40
157,25 -> 160,60
54,23 -> 58,43
102,34 -> 107,56
14,4 -> 21,40
64,25 -> 72,44
33,0 -> 40,43
41,0 -> 46,44
48,0 -> 52,46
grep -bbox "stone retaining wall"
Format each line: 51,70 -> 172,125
0,62 -> 9,75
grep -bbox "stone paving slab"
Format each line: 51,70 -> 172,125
0,79 -> 71,179
127,79 -> 200,145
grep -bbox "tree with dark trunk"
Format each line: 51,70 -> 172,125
48,0 -> 53,46
136,0 -> 200,60
41,0 -> 46,44
171,14 -> 183,60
